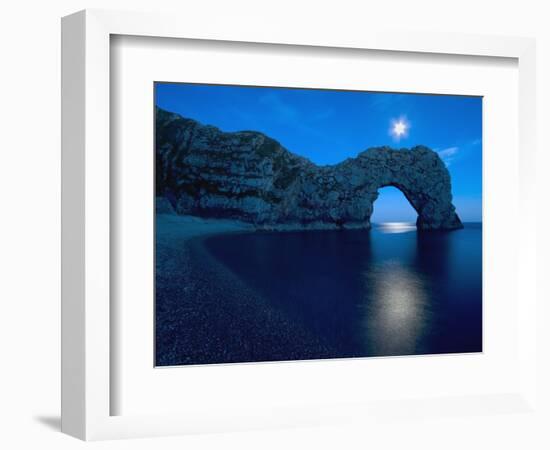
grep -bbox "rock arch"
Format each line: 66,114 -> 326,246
155,108 -> 463,231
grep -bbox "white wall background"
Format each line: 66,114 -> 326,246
0,1 -> 548,448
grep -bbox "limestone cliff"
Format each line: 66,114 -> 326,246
155,107 -> 463,230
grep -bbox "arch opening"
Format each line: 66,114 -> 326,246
370,185 -> 418,227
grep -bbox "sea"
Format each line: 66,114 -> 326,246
203,222 -> 482,359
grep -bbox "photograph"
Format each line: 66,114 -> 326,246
154,82 -> 482,367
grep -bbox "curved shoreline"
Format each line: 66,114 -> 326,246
155,214 -> 335,366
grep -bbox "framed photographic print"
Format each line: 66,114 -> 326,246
154,83 -> 482,367
62,9 -> 538,441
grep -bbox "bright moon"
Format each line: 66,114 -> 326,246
390,118 -> 409,140
393,120 -> 407,137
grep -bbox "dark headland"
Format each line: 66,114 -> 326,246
155,107 -> 463,231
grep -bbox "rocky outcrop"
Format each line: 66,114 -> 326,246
155,107 -> 463,230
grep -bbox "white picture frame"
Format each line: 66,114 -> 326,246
61,9 -> 538,441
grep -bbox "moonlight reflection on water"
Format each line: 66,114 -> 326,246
362,261 -> 431,356
374,222 -> 417,234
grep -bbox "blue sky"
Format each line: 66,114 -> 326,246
155,83 -> 482,222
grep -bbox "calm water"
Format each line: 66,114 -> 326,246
204,223 -> 482,358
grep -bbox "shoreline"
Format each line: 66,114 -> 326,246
156,213 -> 481,243
155,213 -> 255,241
155,213 -> 335,366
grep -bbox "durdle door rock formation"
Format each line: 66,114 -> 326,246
155,107 -> 463,231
